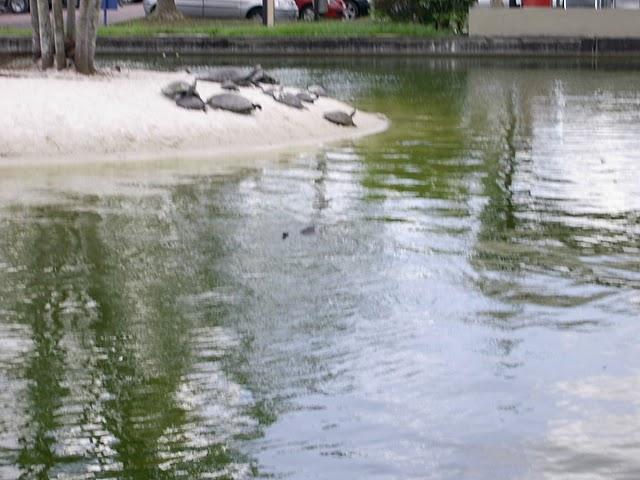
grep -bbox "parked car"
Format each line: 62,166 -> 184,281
295,0 -> 345,20
342,0 -> 368,19
143,0 -> 298,20
2,0 -> 28,13
2,0 -> 86,15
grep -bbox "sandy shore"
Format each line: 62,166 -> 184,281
0,68 -> 388,166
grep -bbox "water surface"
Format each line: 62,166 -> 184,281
0,57 -> 639,480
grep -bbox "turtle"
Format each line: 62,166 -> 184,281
323,109 -> 356,127
296,91 -> 317,103
197,67 -> 248,84
207,93 -> 261,115
198,65 -> 272,87
249,66 -> 278,86
221,79 -> 239,91
307,85 -> 327,97
176,92 -> 207,112
274,91 -> 305,110
260,85 -> 280,98
162,80 -> 195,100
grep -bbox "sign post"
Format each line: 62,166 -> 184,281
262,0 -> 275,26
101,0 -> 118,26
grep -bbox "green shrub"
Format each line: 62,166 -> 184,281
375,0 -> 474,32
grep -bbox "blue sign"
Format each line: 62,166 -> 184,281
101,0 -> 117,26
100,0 -> 118,9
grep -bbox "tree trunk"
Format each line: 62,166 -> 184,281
36,0 -> 54,69
67,0 -> 76,45
75,0 -> 86,73
52,0 -> 66,69
153,0 -> 183,20
86,0 -> 100,73
29,0 -> 41,61
75,0 -> 90,74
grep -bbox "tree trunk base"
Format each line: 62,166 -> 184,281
149,10 -> 184,21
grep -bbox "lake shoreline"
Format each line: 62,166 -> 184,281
0,67 -> 388,167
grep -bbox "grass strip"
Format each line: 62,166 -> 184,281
1,18 -> 447,38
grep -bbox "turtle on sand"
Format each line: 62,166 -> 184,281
221,79 -> 239,91
323,109 -> 356,127
274,91 -> 305,110
198,65 -> 278,87
176,91 -> 207,112
260,85 -> 280,98
207,93 -> 261,115
296,91 -> 317,103
197,67 -> 248,84
307,85 -> 327,97
162,80 -> 196,100
249,66 -> 278,85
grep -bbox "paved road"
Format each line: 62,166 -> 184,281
0,2 -> 145,28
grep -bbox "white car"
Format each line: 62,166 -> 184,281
143,0 -> 298,19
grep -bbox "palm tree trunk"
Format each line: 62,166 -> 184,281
29,0 -> 42,61
75,0 -> 99,74
154,0 -> 183,20
67,0 -> 76,45
52,0 -> 66,69
36,0 -> 54,69
86,0 -> 100,73
75,0 -> 89,73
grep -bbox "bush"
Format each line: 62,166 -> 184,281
375,0 -> 474,32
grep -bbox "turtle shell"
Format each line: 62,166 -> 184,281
197,67 -> 246,83
207,93 -> 260,115
307,85 -> 327,97
274,92 -> 304,110
221,80 -> 239,91
176,93 -> 206,112
296,91 -> 317,103
161,81 -> 192,99
323,110 -> 356,127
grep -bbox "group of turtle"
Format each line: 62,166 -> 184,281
160,64 -> 357,127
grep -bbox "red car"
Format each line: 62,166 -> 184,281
295,0 -> 345,20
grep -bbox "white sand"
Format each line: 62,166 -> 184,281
0,68 -> 388,166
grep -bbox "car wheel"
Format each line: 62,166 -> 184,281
299,5 -> 314,21
343,0 -> 358,20
247,6 -> 263,22
9,0 -> 29,13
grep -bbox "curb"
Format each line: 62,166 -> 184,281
2,35 -> 640,56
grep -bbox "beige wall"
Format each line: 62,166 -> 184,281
469,7 -> 640,37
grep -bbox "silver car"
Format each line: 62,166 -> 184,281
143,0 -> 298,20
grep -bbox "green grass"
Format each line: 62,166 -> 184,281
0,27 -> 31,36
98,18 -> 445,37
1,19 -> 446,38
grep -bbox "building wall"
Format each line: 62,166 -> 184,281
469,7 -> 640,37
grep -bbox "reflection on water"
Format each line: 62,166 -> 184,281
0,58 -> 639,480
